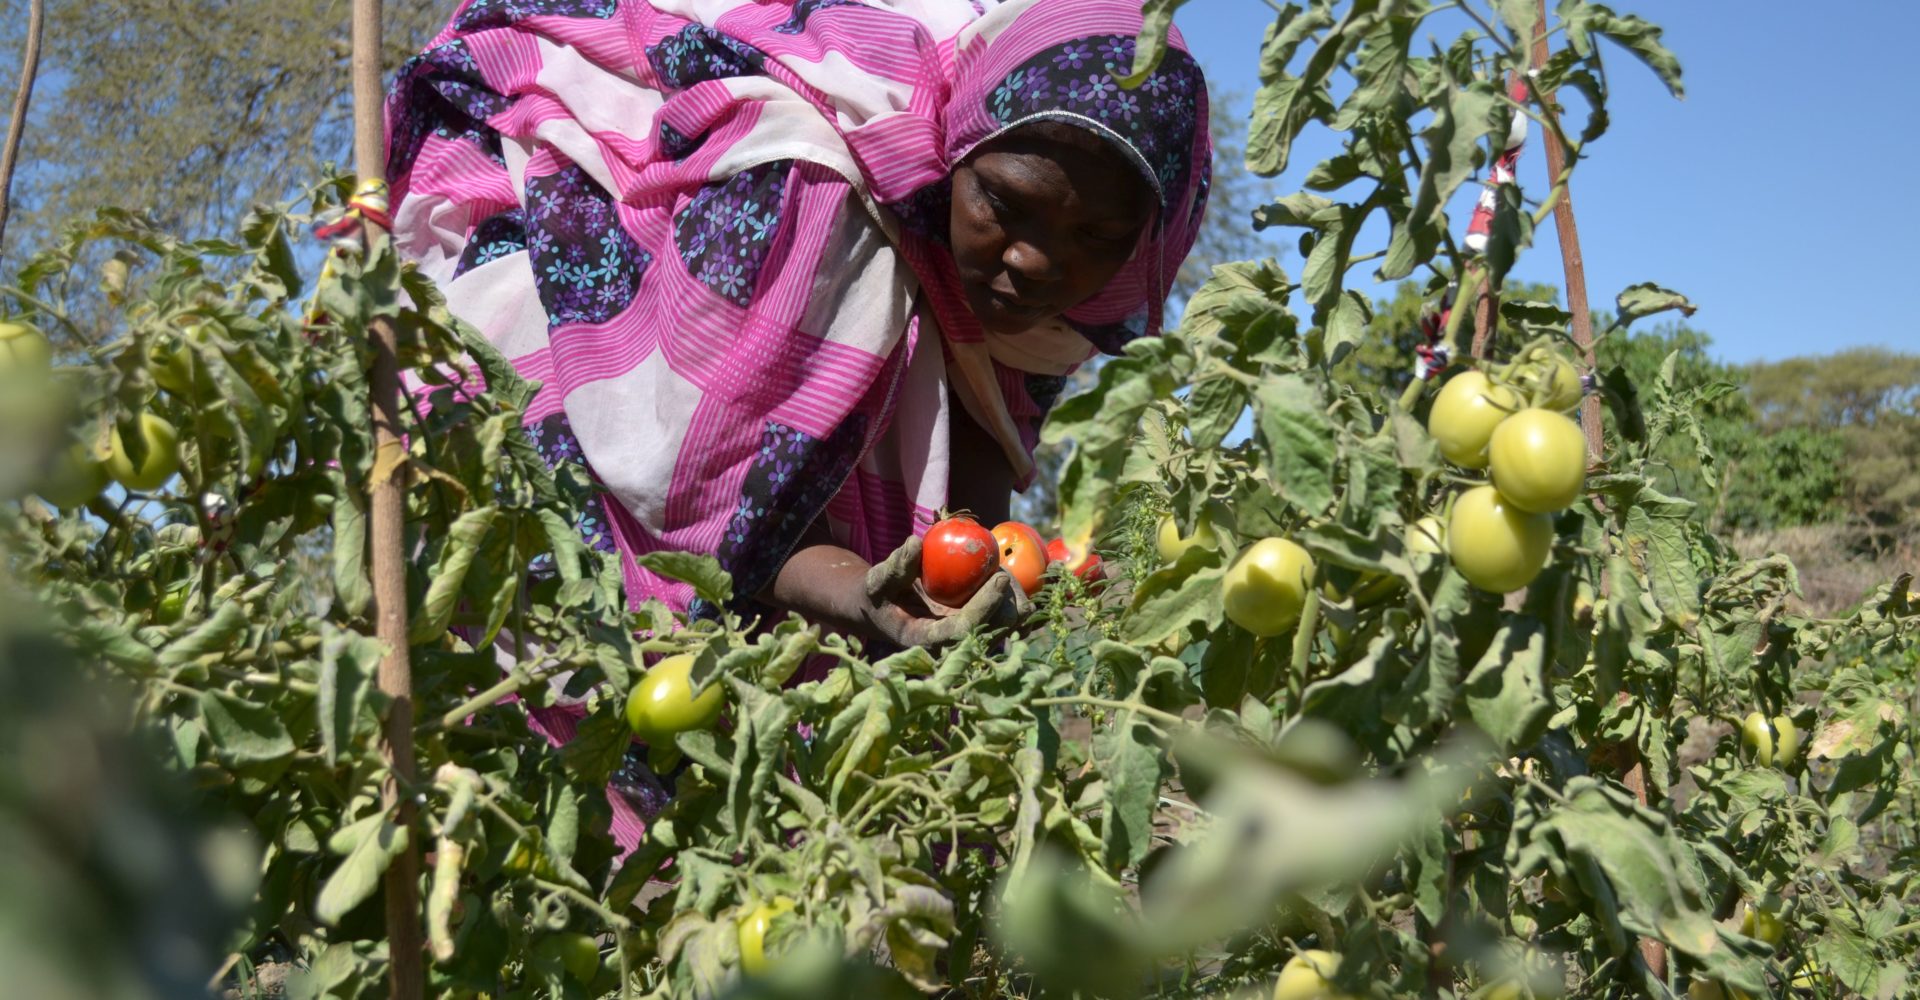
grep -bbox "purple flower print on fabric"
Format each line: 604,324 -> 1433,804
454,0 -> 616,32
673,159 -> 790,307
885,177 -> 952,244
774,0 -> 864,35
700,417 -> 868,618
983,35 -> 1203,214
454,208 -> 528,278
657,119 -> 700,160
608,744 -> 675,820
387,39 -> 511,178
524,165 -> 650,329
646,23 -> 768,91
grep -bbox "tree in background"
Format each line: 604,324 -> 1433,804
0,1 -> 445,257
1745,348 -> 1920,546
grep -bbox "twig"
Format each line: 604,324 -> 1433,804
1530,0 -> 1666,982
1457,0 -> 1517,58
349,0 -> 424,994
0,0 -> 44,258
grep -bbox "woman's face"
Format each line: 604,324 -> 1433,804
949,124 -> 1153,335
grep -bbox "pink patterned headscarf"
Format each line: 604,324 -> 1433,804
385,0 -> 1210,619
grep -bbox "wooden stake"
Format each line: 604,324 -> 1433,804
0,0 -> 46,257
1531,0 -> 1667,984
351,1 -> 424,996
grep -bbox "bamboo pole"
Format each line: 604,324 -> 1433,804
0,0 -> 46,256
350,0 -> 425,995
1530,0 -> 1667,984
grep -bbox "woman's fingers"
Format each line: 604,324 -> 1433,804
865,535 -> 923,603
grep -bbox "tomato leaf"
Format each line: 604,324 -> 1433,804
1094,714 -> 1166,871
409,505 -> 499,645
1121,549 -> 1226,647
1253,373 -> 1337,515
1461,616 -> 1551,752
316,627 -> 378,767
198,689 -> 296,766
1613,282 -> 1696,329
1115,0 -> 1191,88
634,551 -> 734,609
315,814 -> 409,927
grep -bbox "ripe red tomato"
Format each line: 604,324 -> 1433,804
921,516 -> 997,606
1046,538 -> 1104,582
992,521 -> 1050,596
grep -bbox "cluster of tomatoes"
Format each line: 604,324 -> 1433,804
4,320 -> 188,507
1426,351 -> 1589,594
919,514 -> 1104,607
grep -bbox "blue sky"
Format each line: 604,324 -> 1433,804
1170,0 -> 1918,365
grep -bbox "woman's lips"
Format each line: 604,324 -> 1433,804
985,287 -> 1045,318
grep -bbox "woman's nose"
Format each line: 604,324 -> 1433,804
1002,239 -> 1062,284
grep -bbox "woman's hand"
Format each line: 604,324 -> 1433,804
862,535 -> 1028,646
761,534 -> 1028,648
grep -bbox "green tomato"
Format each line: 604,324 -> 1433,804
1524,355 -> 1584,412
153,589 -> 189,625
1687,981 -> 1752,1000
1741,713 -> 1800,769
0,321 -> 52,370
1740,897 -> 1787,948
535,932 -> 601,984
1739,711 -> 1773,766
1428,370 -> 1519,469
1406,515 -> 1446,556
38,442 -> 109,509
1223,537 -> 1314,637
737,896 -> 795,975
1488,408 -> 1588,513
624,653 -> 724,743
151,342 -> 196,396
1772,715 -> 1801,765
1156,511 -> 1220,564
106,412 -> 182,492
1447,485 -> 1553,593
1272,950 -> 1357,1000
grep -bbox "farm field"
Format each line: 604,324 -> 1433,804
0,1 -> 1916,999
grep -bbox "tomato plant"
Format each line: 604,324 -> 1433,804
1739,711 -> 1801,769
4,3 -> 1918,999
922,514 -> 997,605
1272,950 -> 1357,1000
1155,508 -> 1219,563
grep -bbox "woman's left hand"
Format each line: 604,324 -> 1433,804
863,535 -> 1030,646
761,535 -> 1028,648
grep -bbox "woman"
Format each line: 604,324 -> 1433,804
386,0 -> 1211,650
